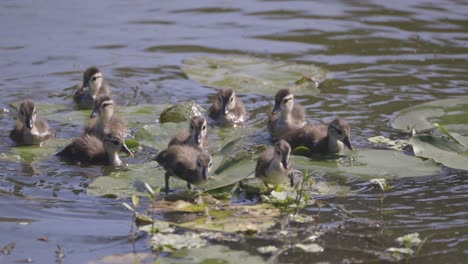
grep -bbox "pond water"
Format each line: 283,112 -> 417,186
1,0 -> 468,263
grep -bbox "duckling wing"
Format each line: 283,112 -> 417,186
168,129 -> 190,147
255,148 -> 274,177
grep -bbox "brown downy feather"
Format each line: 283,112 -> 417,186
282,118 -> 353,155
168,115 -> 208,150
10,100 -> 54,145
208,88 -> 246,124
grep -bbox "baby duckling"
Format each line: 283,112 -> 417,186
56,131 -> 132,166
155,145 -> 213,194
84,95 -> 127,140
282,118 -> 353,155
255,140 -> 293,191
74,67 -> 110,109
168,115 -> 208,151
208,88 -> 246,125
268,88 -> 305,138
10,100 -> 54,145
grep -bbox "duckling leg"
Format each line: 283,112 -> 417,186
262,181 -> 273,194
288,172 -> 295,187
164,172 -> 171,194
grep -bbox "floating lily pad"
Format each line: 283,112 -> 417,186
391,96 -> 468,133
144,200 -> 280,233
152,232 -> 207,251
159,101 -> 204,123
163,245 -> 268,264
10,138 -> 71,163
87,148 -> 256,198
182,55 -> 326,95
291,149 -> 440,181
124,139 -> 140,150
410,134 -> 468,170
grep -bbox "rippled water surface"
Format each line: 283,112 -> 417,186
1,0 -> 468,263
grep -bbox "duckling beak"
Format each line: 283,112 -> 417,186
281,155 -> 289,170
25,116 -> 33,130
121,143 -> 133,157
194,132 -> 202,145
82,80 -> 89,90
271,104 -> 281,115
223,104 -> 229,115
202,168 -> 209,181
90,107 -> 99,118
343,136 -> 353,150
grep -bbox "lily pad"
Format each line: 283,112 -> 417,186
182,55 -> 326,95
391,95 -> 468,133
145,200 -> 280,233
159,101 -> 204,123
164,245 -> 268,264
152,232 -> 207,251
295,243 -> 324,253
291,149 -> 440,181
410,134 -> 468,170
87,149 -> 256,198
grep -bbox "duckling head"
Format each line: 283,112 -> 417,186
218,88 -> 236,115
104,132 -> 133,166
272,89 -> 294,115
328,118 -> 353,150
18,100 -> 36,130
90,95 -> 114,119
82,67 -> 103,96
196,152 -> 213,181
189,115 -> 207,146
274,139 -> 291,169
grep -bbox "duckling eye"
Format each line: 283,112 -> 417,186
190,125 -> 195,130
91,76 -> 97,81
197,160 -> 202,167
283,98 -> 289,103
20,109 -> 25,115
202,125 -> 206,130
337,130 -> 343,135
229,97 -> 234,102
277,150 -> 281,156
209,161 -> 212,168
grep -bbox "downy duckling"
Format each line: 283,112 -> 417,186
168,115 -> 208,151
255,140 -> 293,191
268,88 -> 305,138
282,118 -> 353,155
84,95 -> 127,140
155,145 -> 213,194
208,88 -> 246,125
74,67 -> 110,109
10,100 -> 54,145
56,131 -> 132,166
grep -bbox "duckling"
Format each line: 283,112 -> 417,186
255,140 -> 293,191
155,145 -> 213,194
208,88 -> 246,124
268,88 -> 305,138
282,118 -> 353,155
56,131 -> 132,166
74,67 -> 110,109
84,95 -> 127,140
168,115 -> 208,150
10,100 -> 54,145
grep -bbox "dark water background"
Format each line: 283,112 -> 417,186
1,0 -> 468,263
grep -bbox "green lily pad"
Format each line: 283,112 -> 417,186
182,55 -> 326,95
87,148 -> 256,198
163,245 -> 268,264
152,232 -> 207,251
10,138 -> 71,163
124,139 -> 140,150
410,134 -> 468,170
291,149 -> 440,181
391,95 -> 468,133
295,243 -> 324,253
159,101 -> 204,123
